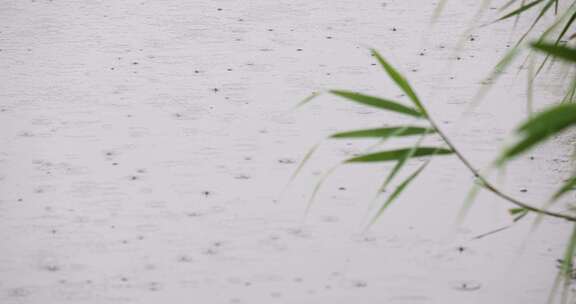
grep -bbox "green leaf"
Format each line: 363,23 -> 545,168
497,0 -> 545,22
561,224 -> 576,278
288,142 -> 321,183
532,41 -> 576,63
508,208 -> 530,222
370,50 -> 428,116
330,90 -> 423,118
498,104 -> 576,164
500,0 -> 521,12
377,135 -> 427,194
514,0 -> 556,46
368,161 -> 430,226
512,0 -> 527,29
553,176 -> 576,200
294,91 -> 321,109
471,47 -> 521,108
432,0 -> 449,22
554,10 -> 576,46
305,164 -> 340,214
535,10 -> 576,76
513,210 -> 529,222
509,207 -> 528,215
518,104 -> 576,134
564,79 -> 576,103
527,55 -> 535,115
330,126 -> 434,139
345,147 -> 453,163
456,176 -> 489,225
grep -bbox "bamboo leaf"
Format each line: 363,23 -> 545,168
510,0 -> 556,47
500,0 -> 522,12
564,79 -> 576,103
532,41 -> 576,63
432,0 -> 449,22
509,207 -> 530,222
499,135 -> 550,164
368,161 -> 430,226
330,126 -> 434,139
497,0 -> 545,22
294,91 -> 321,109
377,135 -> 427,194
518,104 -> 576,134
509,207 -> 528,215
305,164 -> 340,214
330,90 -> 424,118
288,142 -> 321,184
370,50 -> 428,116
512,0 -> 527,29
472,47 -> 521,108
527,55 -> 535,115
456,179 -> 483,225
345,147 -> 453,163
498,104 -> 576,164
561,224 -> 576,278
513,210 -> 529,222
535,10 -> 576,75
553,176 -> 576,200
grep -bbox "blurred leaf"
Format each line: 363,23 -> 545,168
536,3 -> 576,41
498,104 -> 576,164
518,104 -> 576,133
553,176 -> 576,200
513,0 -> 528,28
563,79 -> 576,103
554,0 -> 558,14
535,10 -> 576,75
509,207 -> 530,222
497,0 -> 544,22
532,41 -> 576,63
377,135 -> 427,194
330,90 -> 424,118
472,47 -> 521,108
456,179 -> 484,225
368,161 -> 430,226
330,126 -> 434,139
346,147 -> 453,163
509,207 -> 528,215
305,164 -> 340,214
370,50 -> 428,116
560,224 -> 576,278
294,91 -> 321,109
288,142 -> 321,184
527,55 -> 535,115
432,0 -> 449,22
515,0 -> 556,45
513,209 -> 529,222
500,0 -> 522,12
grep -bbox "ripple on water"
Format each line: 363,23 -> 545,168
451,280 -> 482,291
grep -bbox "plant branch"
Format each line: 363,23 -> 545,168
427,116 -> 576,222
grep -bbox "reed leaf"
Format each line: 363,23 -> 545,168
497,0 -> 545,22
552,175 -> 576,200
330,90 -> 424,118
370,49 -> 427,116
377,135 -> 427,194
368,161 -> 430,227
532,41 -> 576,63
330,126 -> 434,139
345,147 -> 453,163
498,104 -> 576,164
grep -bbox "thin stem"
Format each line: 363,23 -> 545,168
427,116 -> 576,222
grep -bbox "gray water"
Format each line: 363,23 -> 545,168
0,1 -> 573,303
